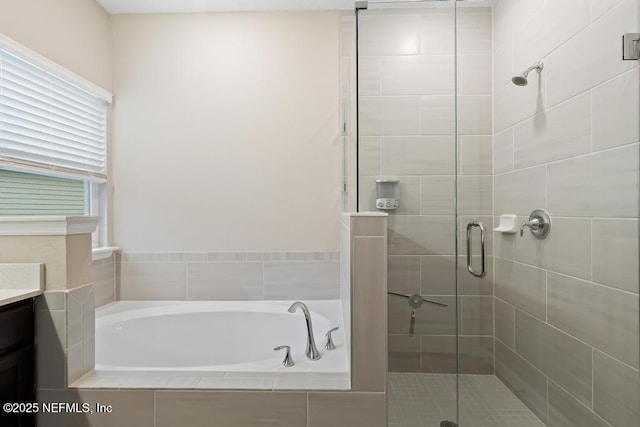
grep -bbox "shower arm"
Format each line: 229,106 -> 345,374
523,61 -> 544,76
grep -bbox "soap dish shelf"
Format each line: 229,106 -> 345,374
493,214 -> 517,234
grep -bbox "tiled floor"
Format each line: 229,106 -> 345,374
387,373 -> 545,427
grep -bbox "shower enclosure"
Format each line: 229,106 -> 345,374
344,0 -> 640,425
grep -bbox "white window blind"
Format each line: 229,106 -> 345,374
0,47 -> 108,181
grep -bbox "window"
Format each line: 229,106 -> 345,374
0,35 -> 112,247
0,169 -> 85,215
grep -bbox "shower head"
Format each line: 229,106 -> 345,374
512,75 -> 529,86
512,61 -> 544,86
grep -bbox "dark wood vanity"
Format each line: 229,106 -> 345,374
0,299 -> 35,427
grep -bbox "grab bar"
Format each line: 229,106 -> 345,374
466,221 -> 486,278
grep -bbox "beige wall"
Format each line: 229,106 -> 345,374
0,0 -> 112,91
111,12 -> 341,252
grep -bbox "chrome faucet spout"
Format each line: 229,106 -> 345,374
288,301 -> 322,361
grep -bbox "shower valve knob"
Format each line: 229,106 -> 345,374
520,218 -> 541,236
520,209 -> 551,239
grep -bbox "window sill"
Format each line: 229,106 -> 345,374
92,247 -> 119,261
0,216 -> 99,236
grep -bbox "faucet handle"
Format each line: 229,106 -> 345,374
520,209 -> 552,239
325,327 -> 339,350
274,345 -> 295,367
520,218 -> 541,236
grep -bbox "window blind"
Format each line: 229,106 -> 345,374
0,48 -> 107,181
0,169 -> 84,215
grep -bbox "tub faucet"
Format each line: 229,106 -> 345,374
287,301 -> 322,361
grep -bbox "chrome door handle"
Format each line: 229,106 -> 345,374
466,221 -> 486,278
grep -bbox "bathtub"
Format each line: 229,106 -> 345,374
95,300 -> 348,375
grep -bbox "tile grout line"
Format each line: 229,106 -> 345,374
550,378 -> 615,427
546,377 -> 549,424
494,256 -> 639,297
306,392 -> 309,427
262,261 -> 266,300
590,219 -> 593,282
544,271 -> 548,323
591,347 -> 595,409
495,139 -> 639,179
153,390 -> 157,427
512,303 -> 516,350
590,88 -> 594,153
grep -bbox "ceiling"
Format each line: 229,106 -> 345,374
95,0 -> 357,14
95,0 -> 494,14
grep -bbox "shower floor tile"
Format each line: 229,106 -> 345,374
387,373 -> 545,427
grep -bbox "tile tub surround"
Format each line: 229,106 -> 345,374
35,283 -> 97,388
343,213 -> 388,392
117,251 -> 340,301
358,5 -> 495,375
35,215 -> 387,427
36,389 -> 385,427
492,0 -> 640,425
0,216 -> 100,390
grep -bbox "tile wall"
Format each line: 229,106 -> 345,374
37,389 -> 386,427
36,284 -> 96,387
92,255 -> 115,307
344,213 -> 388,392
492,0 -> 640,425
357,4 -> 495,375
116,252 -> 340,301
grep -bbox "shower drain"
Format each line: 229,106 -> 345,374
440,422 -> 457,427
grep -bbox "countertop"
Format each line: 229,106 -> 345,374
0,289 -> 43,307
0,263 -> 45,307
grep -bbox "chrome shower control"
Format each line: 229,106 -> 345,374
325,327 -> 339,350
288,301 -> 322,361
274,345 -> 295,367
520,209 -> 551,239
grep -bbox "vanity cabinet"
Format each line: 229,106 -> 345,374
0,299 -> 35,427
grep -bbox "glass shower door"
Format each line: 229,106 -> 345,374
454,3 -> 501,426
357,1 -> 640,427
356,1 -> 461,426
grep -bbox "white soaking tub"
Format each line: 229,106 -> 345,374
95,300 -> 348,375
